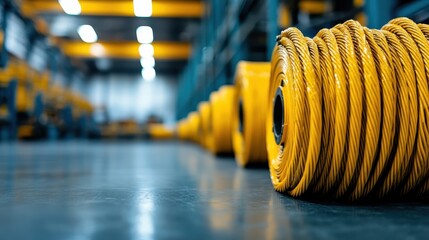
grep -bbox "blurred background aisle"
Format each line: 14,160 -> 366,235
1,141 -> 429,239
2,0 -> 428,139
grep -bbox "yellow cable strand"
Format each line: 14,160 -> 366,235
267,17 -> 429,201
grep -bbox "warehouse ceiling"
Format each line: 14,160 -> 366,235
18,0 -> 203,76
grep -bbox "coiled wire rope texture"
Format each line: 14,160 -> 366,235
267,17 -> 429,201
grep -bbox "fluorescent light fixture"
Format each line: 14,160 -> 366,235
134,0 -> 152,17
140,57 -> 155,68
139,44 -> 154,57
136,26 -> 153,44
142,67 -> 156,81
78,25 -> 98,43
59,0 -> 81,15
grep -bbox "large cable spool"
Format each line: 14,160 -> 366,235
267,17 -> 429,201
209,85 -> 235,155
198,101 -> 214,150
232,61 -> 271,167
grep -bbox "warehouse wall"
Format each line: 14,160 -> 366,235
85,74 -> 177,125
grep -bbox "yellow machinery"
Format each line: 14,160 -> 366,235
14,58 -> 35,114
299,0 -> 331,15
0,58 -> 14,118
42,83 -> 94,138
33,71 -> 50,99
70,92 -> 94,121
0,56 -> 52,139
0,57 -> 38,139
232,61 -> 271,167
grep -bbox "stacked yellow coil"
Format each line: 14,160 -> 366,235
148,124 -> 174,140
209,85 -> 235,155
198,101 -> 214,151
187,112 -> 201,143
232,61 -> 271,167
267,17 -> 429,201
176,119 -> 188,140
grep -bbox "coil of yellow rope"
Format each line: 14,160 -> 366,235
148,124 -> 174,140
198,101 -> 214,150
176,119 -> 186,140
209,85 -> 235,155
187,112 -> 201,143
233,61 -> 271,167
267,17 -> 429,201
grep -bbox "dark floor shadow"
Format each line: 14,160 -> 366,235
275,190 -> 429,207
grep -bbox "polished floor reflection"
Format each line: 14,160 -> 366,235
0,141 -> 428,239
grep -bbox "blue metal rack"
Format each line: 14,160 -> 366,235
177,0 -> 269,119
0,1 -> 7,68
0,79 -> 17,140
0,0 -> 94,140
176,0 -> 429,120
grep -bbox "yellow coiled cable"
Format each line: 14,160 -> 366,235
148,124 -> 174,140
233,61 -> 271,167
198,102 -> 214,150
176,119 -> 188,140
187,112 -> 201,143
267,17 -> 429,201
210,85 -> 235,155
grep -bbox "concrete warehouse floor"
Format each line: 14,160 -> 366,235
0,141 -> 428,239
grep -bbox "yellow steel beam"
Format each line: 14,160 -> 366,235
60,41 -> 191,60
22,0 -> 204,18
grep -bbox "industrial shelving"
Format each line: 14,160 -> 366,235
0,0 -> 93,140
176,0 -> 429,120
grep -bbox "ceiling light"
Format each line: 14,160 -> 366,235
140,57 -> 155,68
136,26 -> 153,44
58,0 -> 81,15
142,67 -> 156,81
90,43 -> 105,57
134,0 -> 152,17
78,25 -> 98,43
139,44 -> 154,57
